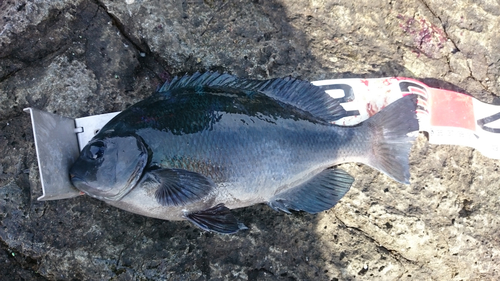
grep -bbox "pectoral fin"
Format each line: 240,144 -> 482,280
269,168 -> 354,214
186,204 -> 247,234
141,168 -> 214,206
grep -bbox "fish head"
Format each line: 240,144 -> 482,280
69,134 -> 149,201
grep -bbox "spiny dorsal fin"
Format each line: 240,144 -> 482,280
158,72 -> 348,122
158,72 -> 237,92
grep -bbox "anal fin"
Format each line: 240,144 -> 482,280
186,204 -> 247,234
269,168 -> 354,214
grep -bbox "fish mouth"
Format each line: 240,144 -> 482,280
69,175 -> 92,196
69,174 -> 118,200
69,159 -> 146,202
69,173 -> 131,201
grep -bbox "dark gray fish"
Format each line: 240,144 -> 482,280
69,72 -> 418,234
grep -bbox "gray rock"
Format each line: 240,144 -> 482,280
1,0 -> 499,280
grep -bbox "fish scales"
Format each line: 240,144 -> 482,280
70,72 -> 418,234
118,94 -> 357,201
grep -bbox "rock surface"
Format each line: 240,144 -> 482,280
1,0 -> 499,280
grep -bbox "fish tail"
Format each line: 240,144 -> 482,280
362,94 -> 419,184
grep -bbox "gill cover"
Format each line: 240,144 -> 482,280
70,134 -> 148,201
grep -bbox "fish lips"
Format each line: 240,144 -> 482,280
70,175 -> 99,196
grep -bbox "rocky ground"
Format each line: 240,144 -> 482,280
1,0 -> 500,280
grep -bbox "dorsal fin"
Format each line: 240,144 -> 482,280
158,72 -> 348,122
158,72 -> 237,92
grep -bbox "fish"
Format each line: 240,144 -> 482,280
69,72 -> 418,234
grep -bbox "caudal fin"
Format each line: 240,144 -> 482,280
363,94 -> 419,184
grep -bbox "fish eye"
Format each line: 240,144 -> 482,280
86,141 -> 105,160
